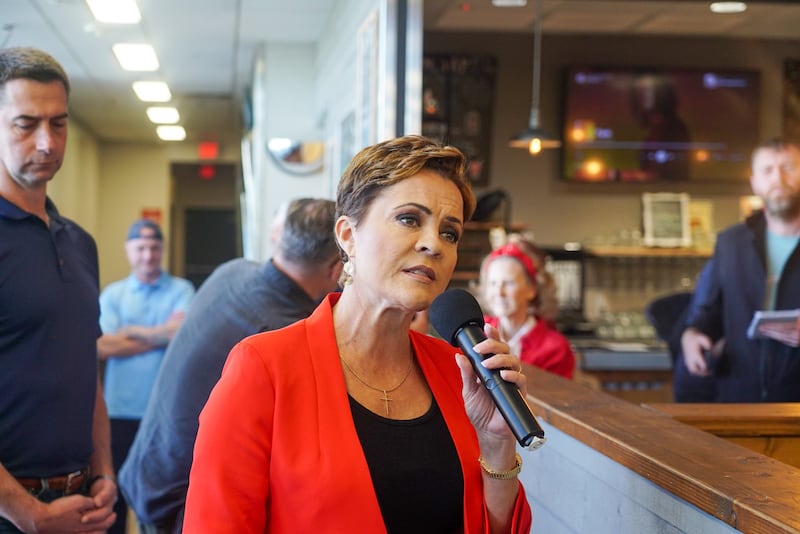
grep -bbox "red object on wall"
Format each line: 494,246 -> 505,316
140,208 -> 162,226
198,141 -> 219,160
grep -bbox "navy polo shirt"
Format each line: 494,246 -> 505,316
0,195 -> 101,477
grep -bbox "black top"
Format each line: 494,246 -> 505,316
348,395 -> 464,534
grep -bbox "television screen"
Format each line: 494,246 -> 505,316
562,66 -> 760,182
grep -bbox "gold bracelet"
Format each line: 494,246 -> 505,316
478,452 -> 522,480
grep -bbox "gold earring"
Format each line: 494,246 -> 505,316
342,258 -> 355,285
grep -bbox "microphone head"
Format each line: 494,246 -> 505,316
429,288 -> 485,346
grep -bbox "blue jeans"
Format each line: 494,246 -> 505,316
0,488 -> 68,533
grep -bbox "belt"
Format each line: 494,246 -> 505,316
16,467 -> 89,495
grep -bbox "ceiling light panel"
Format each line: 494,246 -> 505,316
132,81 -> 172,102
492,0 -> 527,6
710,2 -> 747,14
86,0 -> 142,24
156,125 -> 186,141
146,106 -> 180,124
113,43 -> 159,71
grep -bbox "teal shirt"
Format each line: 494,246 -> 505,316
100,272 -> 195,419
765,230 -> 800,310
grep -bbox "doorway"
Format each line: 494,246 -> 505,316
170,162 -> 241,288
183,208 -> 239,288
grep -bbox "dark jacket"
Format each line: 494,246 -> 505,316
689,210 -> 800,402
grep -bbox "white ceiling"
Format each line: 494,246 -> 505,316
4,0 -> 800,147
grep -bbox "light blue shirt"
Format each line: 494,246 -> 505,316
100,272 -> 195,419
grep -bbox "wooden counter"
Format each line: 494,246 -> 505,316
522,364 -> 800,533
644,403 -> 800,469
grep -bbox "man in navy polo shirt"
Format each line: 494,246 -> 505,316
0,47 -> 117,532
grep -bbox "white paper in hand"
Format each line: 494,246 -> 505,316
746,309 -> 800,339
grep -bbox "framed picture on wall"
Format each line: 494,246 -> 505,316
642,192 -> 691,247
422,54 -> 497,187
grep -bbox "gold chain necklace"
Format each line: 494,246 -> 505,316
340,355 -> 414,417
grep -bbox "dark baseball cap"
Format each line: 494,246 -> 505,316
127,219 -> 163,241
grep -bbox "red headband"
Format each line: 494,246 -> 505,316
487,243 -> 538,281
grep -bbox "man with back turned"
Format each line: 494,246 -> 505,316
119,197 -> 342,533
0,47 -> 116,533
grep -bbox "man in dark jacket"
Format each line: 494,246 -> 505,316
681,138 -> 800,402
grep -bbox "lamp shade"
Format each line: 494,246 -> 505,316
508,126 -> 561,155
507,0 -> 560,156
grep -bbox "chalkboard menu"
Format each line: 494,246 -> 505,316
422,54 -> 497,187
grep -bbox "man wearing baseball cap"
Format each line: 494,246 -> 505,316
96,218 -> 195,534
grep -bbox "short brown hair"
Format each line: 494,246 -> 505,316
752,137 -> 800,160
0,47 -> 70,101
336,135 -> 476,227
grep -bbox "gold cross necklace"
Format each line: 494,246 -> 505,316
340,355 -> 415,417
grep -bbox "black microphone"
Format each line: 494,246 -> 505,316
430,288 -> 545,450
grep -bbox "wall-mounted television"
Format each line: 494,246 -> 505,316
562,66 -> 761,183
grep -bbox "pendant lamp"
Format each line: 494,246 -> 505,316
508,0 -> 561,155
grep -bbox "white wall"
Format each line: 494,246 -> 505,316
48,119 -> 100,235
245,42 -> 328,261
315,0 -> 385,177
245,0 -> 393,261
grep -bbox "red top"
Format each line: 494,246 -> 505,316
485,315 -> 576,379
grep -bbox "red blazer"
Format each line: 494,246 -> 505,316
485,315 -> 575,379
184,293 -> 532,533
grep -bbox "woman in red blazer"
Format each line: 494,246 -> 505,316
480,237 -> 576,379
184,135 -> 533,533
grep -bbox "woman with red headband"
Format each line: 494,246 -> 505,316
479,236 -> 576,379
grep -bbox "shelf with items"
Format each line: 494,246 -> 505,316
583,252 -> 709,306
585,245 -> 713,258
538,243 -> 711,336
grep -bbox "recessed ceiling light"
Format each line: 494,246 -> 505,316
146,106 -> 180,124
132,81 -> 172,102
113,43 -> 159,71
710,2 -> 747,14
492,0 -> 527,5
156,125 -> 186,141
85,0 -> 141,24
